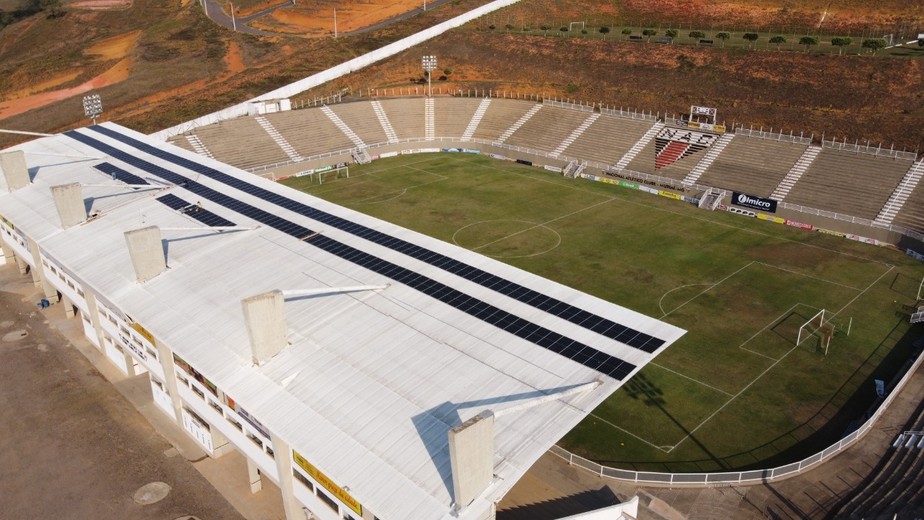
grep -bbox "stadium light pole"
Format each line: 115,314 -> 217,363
421,55 -> 437,97
82,94 -> 103,125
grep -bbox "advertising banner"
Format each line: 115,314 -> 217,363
816,228 -> 845,237
618,180 -> 639,190
732,192 -> 778,213
293,451 -> 362,515
727,207 -> 756,217
515,159 -> 533,166
598,177 -> 618,185
757,213 -> 785,224
907,249 -> 924,263
785,219 -> 814,231
380,151 -> 398,158
462,148 -> 481,154
544,165 -> 563,173
658,190 -> 682,200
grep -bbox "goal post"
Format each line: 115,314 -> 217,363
797,309 -> 835,356
569,21 -> 585,32
315,166 -> 350,185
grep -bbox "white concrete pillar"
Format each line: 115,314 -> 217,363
15,254 -> 28,275
242,290 -> 287,365
83,292 -> 104,351
247,458 -> 263,494
0,151 -> 30,192
51,183 -> 87,229
449,412 -> 495,509
124,226 -> 166,282
0,239 -> 13,264
270,433 -> 303,520
123,350 -> 136,377
60,293 -> 75,318
156,342 -> 183,422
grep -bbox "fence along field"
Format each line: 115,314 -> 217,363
281,152 -> 924,473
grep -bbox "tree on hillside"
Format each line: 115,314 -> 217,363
665,29 -> 678,42
799,35 -> 819,52
642,28 -> 657,42
862,38 -> 886,54
39,0 -> 64,18
918,38 -> 923,47
689,30 -> 706,39
621,27 -> 632,40
742,32 -> 759,49
599,26 -> 610,40
541,24 -> 551,35
831,36 -> 852,55
769,35 -> 786,50
716,32 -> 730,47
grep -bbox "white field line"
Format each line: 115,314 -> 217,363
668,264 -> 895,453
649,362 -> 734,397
470,198 -> 613,251
737,303 -> 816,361
587,412 -> 674,453
756,262 -> 863,291
658,283 -> 712,316
660,261 -> 755,319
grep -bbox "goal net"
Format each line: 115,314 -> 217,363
313,166 -> 349,185
569,21 -> 585,32
797,309 -> 836,355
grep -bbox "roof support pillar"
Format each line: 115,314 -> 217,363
51,183 -> 87,229
242,290 -> 287,365
0,150 -> 29,192
449,411 -> 495,509
124,226 -> 166,282
270,433 -> 305,520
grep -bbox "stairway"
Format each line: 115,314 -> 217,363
461,99 -> 491,142
614,122 -> 664,170
185,135 -> 214,159
255,116 -> 303,163
497,104 -> 542,143
770,145 -> 821,201
370,101 -> 398,144
321,105 -> 366,148
874,160 -> 924,225
550,113 -> 600,158
425,98 -> 435,141
683,133 -> 734,185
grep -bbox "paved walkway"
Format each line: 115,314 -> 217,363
0,261 -> 285,520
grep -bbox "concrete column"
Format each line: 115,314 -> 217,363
15,254 -> 28,275
0,239 -> 13,265
83,292 -> 104,350
242,290 -> 287,365
123,350 -> 136,377
449,412 -> 495,509
60,293 -> 75,318
0,150 -> 30,192
27,238 -> 51,294
124,226 -> 166,282
270,433 -> 303,520
155,342 -> 182,422
51,183 -> 87,229
247,458 -> 263,494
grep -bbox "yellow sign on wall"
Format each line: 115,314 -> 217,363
131,322 -> 156,346
293,450 -> 362,516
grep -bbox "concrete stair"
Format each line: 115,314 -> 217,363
770,145 -> 820,201
370,101 -> 398,144
550,113 -> 600,158
875,160 -> 924,225
185,135 -> 214,159
425,98 -> 435,140
615,122 -> 664,170
497,104 -> 542,143
461,99 -> 491,142
683,133 -> 734,185
321,105 -> 366,148
255,116 -> 303,163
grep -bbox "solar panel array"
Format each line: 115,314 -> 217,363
64,127 -> 654,379
93,162 -> 149,187
88,126 -> 665,354
156,193 -> 236,228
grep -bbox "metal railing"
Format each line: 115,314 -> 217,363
550,350 -> 924,486
822,138 -> 918,160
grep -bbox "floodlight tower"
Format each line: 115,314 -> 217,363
421,55 -> 437,97
82,94 -> 103,125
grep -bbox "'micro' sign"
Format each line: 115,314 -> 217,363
732,192 -> 778,213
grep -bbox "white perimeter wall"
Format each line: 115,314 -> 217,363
150,0 -> 523,140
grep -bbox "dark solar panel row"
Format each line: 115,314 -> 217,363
156,193 -> 237,228
65,129 -> 637,379
87,125 -> 665,354
94,162 -> 149,187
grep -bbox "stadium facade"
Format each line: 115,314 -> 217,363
0,123 -> 683,520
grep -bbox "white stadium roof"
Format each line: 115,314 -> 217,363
0,123 -> 685,520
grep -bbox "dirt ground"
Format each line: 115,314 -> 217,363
250,0 -> 427,35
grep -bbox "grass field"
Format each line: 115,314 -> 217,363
281,152 -> 924,473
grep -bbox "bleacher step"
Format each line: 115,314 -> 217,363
551,113 -> 600,158
425,98 -> 435,141
461,98 -> 491,142
770,145 -> 821,201
185,135 -> 214,159
370,101 -> 399,144
497,104 -> 542,143
255,116 -> 303,163
615,122 -> 664,170
874,160 -> 924,226
683,133 -> 734,186
321,105 -> 366,149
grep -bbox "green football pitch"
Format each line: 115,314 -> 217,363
281,152 -> 924,473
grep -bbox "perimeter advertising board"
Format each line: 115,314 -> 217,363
732,192 -> 777,213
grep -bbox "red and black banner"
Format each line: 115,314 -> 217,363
654,127 -> 718,169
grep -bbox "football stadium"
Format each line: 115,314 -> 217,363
1,0 -> 923,519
